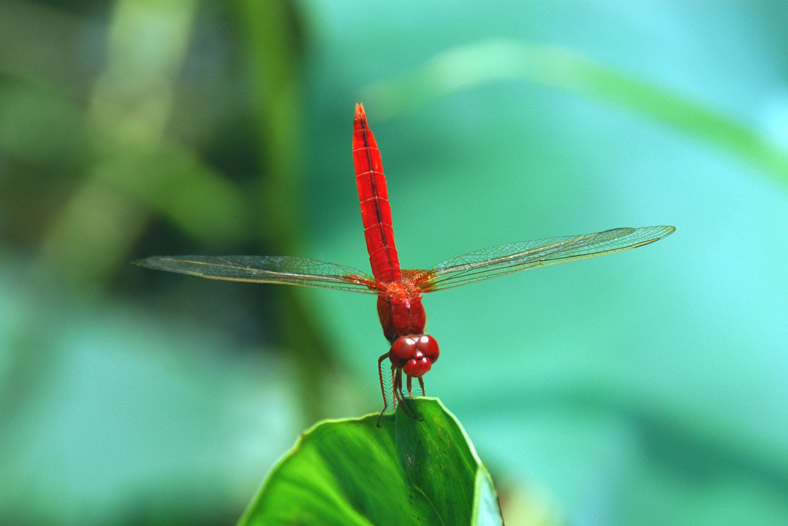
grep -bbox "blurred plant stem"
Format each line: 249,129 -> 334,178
39,0 -> 245,284
363,39 -> 788,189
234,0 -> 340,423
26,0 -> 340,422
0,1 -> 90,92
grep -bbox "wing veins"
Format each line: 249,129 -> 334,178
420,226 -> 675,291
134,255 -> 379,294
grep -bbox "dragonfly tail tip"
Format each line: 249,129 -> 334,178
355,102 -> 366,120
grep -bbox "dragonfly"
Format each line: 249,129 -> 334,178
137,103 -> 675,422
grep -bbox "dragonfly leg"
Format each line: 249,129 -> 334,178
418,376 -> 426,396
379,357 -> 418,424
391,366 -> 398,410
395,371 -> 418,420
376,352 -> 390,427
394,368 -> 403,406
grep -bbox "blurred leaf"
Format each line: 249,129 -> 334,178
92,141 -> 248,244
362,39 -> 788,188
38,0 -> 247,282
238,398 -> 503,526
0,81 -> 84,164
0,1 -> 95,90
0,257 -> 298,525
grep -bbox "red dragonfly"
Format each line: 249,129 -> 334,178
137,104 -> 675,420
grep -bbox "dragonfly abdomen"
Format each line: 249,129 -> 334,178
353,103 -> 402,284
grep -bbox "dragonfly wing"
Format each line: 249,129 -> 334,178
134,255 -> 379,294
417,225 -> 675,291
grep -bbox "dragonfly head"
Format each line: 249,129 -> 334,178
389,334 -> 440,377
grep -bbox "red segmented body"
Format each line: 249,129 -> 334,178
353,104 -> 401,284
136,103 -> 676,424
353,104 -> 427,347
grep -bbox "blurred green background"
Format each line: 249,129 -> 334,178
2,1 -> 787,524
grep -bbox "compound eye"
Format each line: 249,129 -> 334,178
390,336 -> 417,368
416,335 -> 439,363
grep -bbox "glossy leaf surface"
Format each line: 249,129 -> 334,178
238,399 -> 502,526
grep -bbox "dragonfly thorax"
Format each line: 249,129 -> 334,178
376,293 -> 426,343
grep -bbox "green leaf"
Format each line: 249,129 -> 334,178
238,398 -> 503,526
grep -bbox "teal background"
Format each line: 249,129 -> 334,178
2,1 -> 787,524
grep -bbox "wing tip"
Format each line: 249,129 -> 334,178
133,255 -> 177,269
655,224 -> 677,238
623,225 -> 676,240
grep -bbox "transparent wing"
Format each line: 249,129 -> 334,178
411,225 -> 675,291
134,255 -> 380,294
